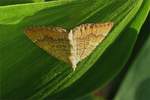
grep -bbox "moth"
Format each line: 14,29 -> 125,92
25,22 -> 113,70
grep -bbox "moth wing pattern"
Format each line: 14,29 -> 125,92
72,22 -> 113,62
25,27 -> 72,64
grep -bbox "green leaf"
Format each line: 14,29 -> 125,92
114,3 -> 150,100
114,20 -> 150,100
48,0 -> 150,99
0,0 -> 148,99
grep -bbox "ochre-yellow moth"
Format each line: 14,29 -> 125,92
25,22 -> 113,70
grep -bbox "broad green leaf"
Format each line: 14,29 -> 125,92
0,0 -> 147,99
115,21 -> 150,100
0,1 -> 68,24
114,4 -> 150,100
75,2 -> 150,99
47,0 -> 150,99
